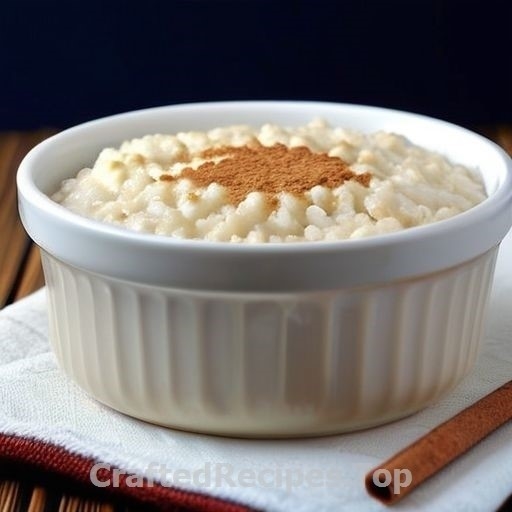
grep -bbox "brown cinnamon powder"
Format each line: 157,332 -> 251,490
160,143 -> 371,205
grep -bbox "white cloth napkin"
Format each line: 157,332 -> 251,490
2,232 -> 512,512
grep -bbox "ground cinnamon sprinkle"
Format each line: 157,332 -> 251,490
160,143 -> 371,205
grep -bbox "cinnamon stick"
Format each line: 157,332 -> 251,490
365,380 -> 512,505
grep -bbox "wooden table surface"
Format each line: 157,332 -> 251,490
1,127 -> 512,511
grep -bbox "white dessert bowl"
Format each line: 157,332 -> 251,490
17,101 -> 512,437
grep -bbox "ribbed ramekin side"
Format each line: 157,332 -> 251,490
346,247 -> 498,423
41,247 -> 498,436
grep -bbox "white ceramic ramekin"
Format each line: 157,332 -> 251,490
17,102 -> 512,437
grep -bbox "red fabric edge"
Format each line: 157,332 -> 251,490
0,432 -> 259,512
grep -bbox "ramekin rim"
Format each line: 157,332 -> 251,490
17,100 -> 512,255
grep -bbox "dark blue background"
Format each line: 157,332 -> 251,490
1,0 -> 510,129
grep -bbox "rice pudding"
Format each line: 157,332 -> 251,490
52,119 -> 486,242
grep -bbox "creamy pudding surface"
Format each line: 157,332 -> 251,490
52,119 -> 486,242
